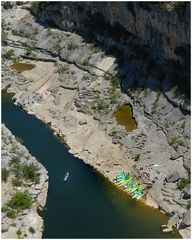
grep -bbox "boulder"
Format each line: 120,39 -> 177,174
183,184 -> 191,199
1,222 -> 9,233
79,119 -> 87,125
180,209 -> 191,228
165,172 -> 180,183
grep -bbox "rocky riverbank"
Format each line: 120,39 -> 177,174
1,2 -> 190,238
1,124 -> 48,238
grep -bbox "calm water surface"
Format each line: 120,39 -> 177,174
2,92 -> 181,238
113,104 -> 137,132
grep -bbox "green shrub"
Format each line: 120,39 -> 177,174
89,43 -> 99,53
2,168 -> 10,182
2,49 -> 14,60
12,178 -> 22,187
30,2 -> 40,15
111,74 -> 120,88
177,178 -> 190,190
8,191 -> 33,211
134,154 -> 140,161
29,227 -> 35,234
16,229 -> 22,237
103,74 -> 111,81
6,209 -> 17,219
67,42 -> 78,51
22,163 -> 40,183
16,136 -> 24,144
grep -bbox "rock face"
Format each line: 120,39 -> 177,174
1,2 -> 190,238
37,2 -> 190,64
1,124 -> 48,239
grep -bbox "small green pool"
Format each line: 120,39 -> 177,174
113,104 -> 137,132
11,62 -> 35,73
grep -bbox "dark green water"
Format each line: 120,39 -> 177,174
2,91 -> 181,238
113,104 -> 137,132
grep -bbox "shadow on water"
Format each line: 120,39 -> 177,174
2,91 -> 182,238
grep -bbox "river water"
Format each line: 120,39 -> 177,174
2,91 -> 181,238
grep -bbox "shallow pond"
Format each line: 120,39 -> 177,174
11,62 -> 35,73
113,104 -> 137,132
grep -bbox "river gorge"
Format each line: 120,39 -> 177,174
1,1 -> 190,238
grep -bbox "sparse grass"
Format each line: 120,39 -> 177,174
2,49 -> 15,60
6,209 -> 17,219
2,168 -> 10,182
110,89 -> 119,104
22,163 -> 40,184
110,74 -> 120,88
92,99 -> 109,113
83,58 -> 90,66
16,136 -> 24,144
89,43 -> 99,53
67,42 -> 78,51
164,122 -> 169,129
177,178 -> 190,190
103,74 -> 111,81
12,178 -> 22,187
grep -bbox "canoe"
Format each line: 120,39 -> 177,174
136,191 -> 145,200
132,189 -> 144,199
126,182 -> 139,192
130,184 -> 140,193
118,176 -> 131,186
125,180 -> 135,191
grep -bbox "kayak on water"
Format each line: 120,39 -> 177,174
63,172 -> 69,181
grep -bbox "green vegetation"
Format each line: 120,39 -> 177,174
30,2 -> 40,15
83,58 -> 90,66
67,42 -> 78,51
177,178 -> 190,190
110,74 -> 120,88
2,49 -> 15,60
47,28 -> 52,36
25,46 -> 32,56
164,122 -> 169,129
134,154 -> 140,161
8,191 -> 33,211
2,168 -> 10,182
16,229 -> 22,237
9,156 -> 21,166
110,89 -> 119,104
29,227 -> 35,234
6,209 -> 17,219
2,30 -> 8,45
12,178 -> 22,187
53,42 -> 62,53
89,43 -> 99,53
16,136 -> 24,144
22,163 -> 40,184
103,74 -> 111,81
92,99 -> 109,113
